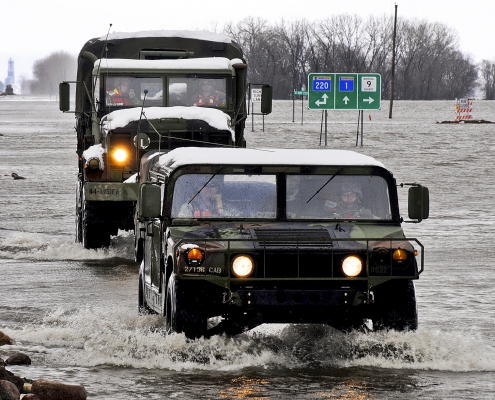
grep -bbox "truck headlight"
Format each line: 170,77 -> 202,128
232,255 -> 254,278
341,255 -> 363,277
85,157 -> 101,171
112,148 -> 129,163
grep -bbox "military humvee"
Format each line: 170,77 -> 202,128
136,147 -> 429,338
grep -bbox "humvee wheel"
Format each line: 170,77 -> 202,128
372,280 -> 418,331
165,274 -> 206,339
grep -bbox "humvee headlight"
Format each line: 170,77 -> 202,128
185,248 -> 204,266
113,148 -> 128,163
232,255 -> 254,278
341,255 -> 363,277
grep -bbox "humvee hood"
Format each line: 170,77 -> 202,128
169,221 -> 404,244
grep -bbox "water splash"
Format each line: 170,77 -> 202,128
4,305 -> 495,373
0,231 -> 134,261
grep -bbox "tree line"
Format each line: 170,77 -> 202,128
18,15 -> 495,99
224,16 -> 490,100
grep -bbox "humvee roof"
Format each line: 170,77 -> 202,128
156,147 -> 386,170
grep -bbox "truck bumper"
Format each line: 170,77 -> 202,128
84,182 -> 138,201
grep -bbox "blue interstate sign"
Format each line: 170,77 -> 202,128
339,76 -> 354,92
312,77 -> 331,91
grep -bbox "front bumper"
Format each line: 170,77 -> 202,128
84,181 -> 138,201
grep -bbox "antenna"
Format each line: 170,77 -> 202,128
93,23 -> 113,90
136,90 -> 148,179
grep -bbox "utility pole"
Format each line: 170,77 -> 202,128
389,4 -> 398,119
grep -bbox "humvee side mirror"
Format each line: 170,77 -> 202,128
261,84 -> 272,115
139,183 -> 161,219
59,82 -> 71,112
408,184 -> 429,222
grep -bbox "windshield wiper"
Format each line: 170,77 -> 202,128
187,166 -> 224,204
305,167 -> 343,204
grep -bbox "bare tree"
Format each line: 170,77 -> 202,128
223,15 -> 482,100
17,74 -> 32,95
273,19 -> 311,96
481,60 -> 495,99
30,51 -> 76,95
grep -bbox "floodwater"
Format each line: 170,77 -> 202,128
1,96 -> 495,399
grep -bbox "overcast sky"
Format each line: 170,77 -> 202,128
1,0 -> 493,81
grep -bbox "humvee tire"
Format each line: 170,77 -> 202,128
165,274 -> 206,339
372,280 -> 418,331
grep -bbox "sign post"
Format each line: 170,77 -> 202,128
308,73 -> 381,145
308,73 -> 381,111
250,87 -> 263,132
293,88 -> 308,125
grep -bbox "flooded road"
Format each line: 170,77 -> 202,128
1,97 -> 495,399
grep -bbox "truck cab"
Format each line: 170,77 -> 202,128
136,147 -> 429,338
60,31 -> 272,249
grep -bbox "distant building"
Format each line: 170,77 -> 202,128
5,58 -> 14,86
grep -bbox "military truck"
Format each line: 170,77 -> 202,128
135,147 -> 429,338
59,30 -> 272,249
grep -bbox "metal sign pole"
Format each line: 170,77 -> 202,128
301,96 -> 304,125
252,102 -> 254,132
292,93 -> 295,122
325,110 -> 328,146
356,111 -> 360,146
360,110 -> 364,146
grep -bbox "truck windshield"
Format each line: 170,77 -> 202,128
105,76 -> 163,107
287,175 -> 392,220
168,77 -> 228,108
171,174 -> 276,219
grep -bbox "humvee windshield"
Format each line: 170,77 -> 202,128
171,173 -> 392,220
172,174 -> 277,219
286,175 -> 391,220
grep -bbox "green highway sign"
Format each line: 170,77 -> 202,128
308,73 -> 381,110
293,90 -> 308,96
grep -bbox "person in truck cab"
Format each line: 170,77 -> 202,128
191,80 -> 226,108
107,79 -> 137,106
324,182 -> 372,219
178,178 -> 238,218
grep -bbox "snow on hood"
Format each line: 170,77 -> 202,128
103,106 -> 233,133
95,57 -> 244,71
158,147 -> 386,170
100,30 -> 235,44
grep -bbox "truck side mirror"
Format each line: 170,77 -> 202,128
408,184 -> 429,222
139,184 -> 161,219
261,84 -> 272,115
59,82 -> 71,112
